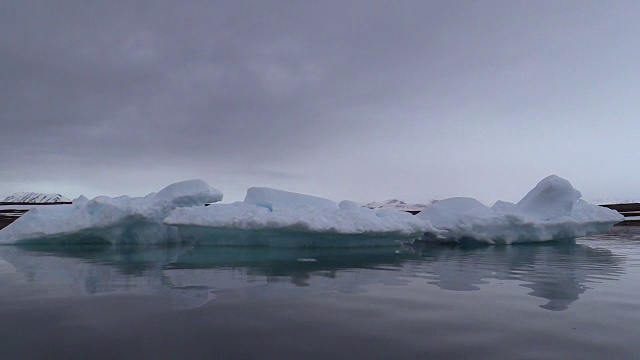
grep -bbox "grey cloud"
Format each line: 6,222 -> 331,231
2,1 -> 454,163
1,1 -> 639,201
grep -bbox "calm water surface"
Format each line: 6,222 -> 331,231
1,227 -> 639,359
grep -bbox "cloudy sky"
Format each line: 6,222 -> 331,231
1,0 -> 639,203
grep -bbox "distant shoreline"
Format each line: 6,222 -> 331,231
0,202 -> 72,206
0,209 -> 28,229
0,203 -> 70,230
599,203 -> 640,226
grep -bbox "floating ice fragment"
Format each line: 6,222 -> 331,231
164,188 -> 436,247
244,187 -> 337,211
417,175 -> 623,244
516,175 -> 582,219
0,175 -> 623,247
0,179 -> 222,245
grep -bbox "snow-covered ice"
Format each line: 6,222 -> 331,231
0,175 -> 624,246
0,179 -> 222,245
164,188 -> 436,247
244,187 -> 337,211
417,175 -> 623,244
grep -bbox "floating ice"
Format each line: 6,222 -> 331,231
0,175 -> 624,247
164,187 -> 436,247
516,175 -> 582,219
417,175 -> 623,244
0,179 -> 222,245
244,187 -> 337,211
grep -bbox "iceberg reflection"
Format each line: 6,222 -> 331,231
0,244 -> 410,308
409,241 -> 625,311
0,237 -> 626,311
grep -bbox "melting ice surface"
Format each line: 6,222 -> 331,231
0,175 -> 623,246
0,180 -> 223,245
417,175 -> 623,244
164,187 -> 437,247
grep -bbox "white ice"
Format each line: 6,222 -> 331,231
244,187 -> 338,211
417,175 -> 623,244
0,179 -> 222,245
0,175 -> 624,246
164,188 -> 436,247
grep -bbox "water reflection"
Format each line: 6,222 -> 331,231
0,238 -> 626,311
0,244 -> 411,308
409,241 -> 625,311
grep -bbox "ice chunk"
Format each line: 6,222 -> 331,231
72,195 -> 89,207
244,187 -> 338,211
164,189 -> 438,247
338,200 -> 361,210
153,179 -> 222,208
417,175 -> 623,244
0,179 -> 222,245
417,197 -> 495,229
516,175 -> 581,219
0,175 -> 622,247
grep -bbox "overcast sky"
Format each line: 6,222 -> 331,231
1,0 -> 639,203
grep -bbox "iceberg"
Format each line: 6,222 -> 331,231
244,187 -> 338,211
0,179 -> 222,245
417,175 -> 623,244
164,188 -> 436,247
0,175 -> 623,247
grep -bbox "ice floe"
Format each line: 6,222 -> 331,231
417,175 -> 623,244
164,188 -> 435,247
0,175 -> 624,246
0,179 -> 222,245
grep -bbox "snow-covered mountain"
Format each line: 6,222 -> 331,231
362,198 -> 639,212
362,199 -> 435,212
586,199 -> 640,205
2,192 -> 71,203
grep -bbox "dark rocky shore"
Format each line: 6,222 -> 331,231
0,210 -> 26,229
0,202 -> 71,230
599,203 -> 640,226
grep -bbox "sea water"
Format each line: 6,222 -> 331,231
1,227 -> 639,359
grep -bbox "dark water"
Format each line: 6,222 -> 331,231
1,228 -> 640,359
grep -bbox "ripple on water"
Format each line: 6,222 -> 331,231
0,228 -> 639,359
